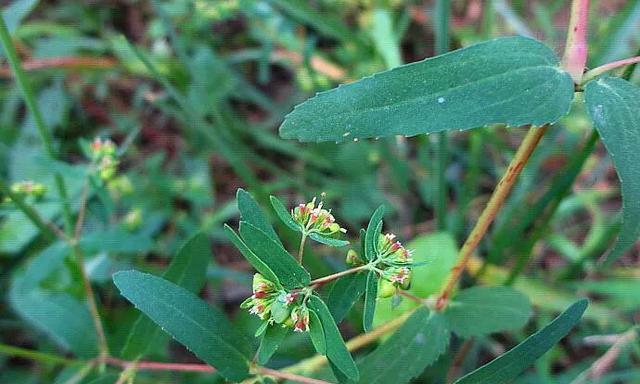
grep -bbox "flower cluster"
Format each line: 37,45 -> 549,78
89,137 -> 119,181
292,195 -> 346,236
3,181 -> 46,203
241,274 -> 310,332
376,233 -> 414,298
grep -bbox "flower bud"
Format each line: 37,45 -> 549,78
346,249 -> 364,266
378,279 -> 396,298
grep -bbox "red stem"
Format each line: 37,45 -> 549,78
562,0 -> 590,83
582,56 -> 640,83
309,264 -> 368,286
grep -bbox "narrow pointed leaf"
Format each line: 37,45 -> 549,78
257,324 -> 289,364
113,271 -> 252,382
309,309 -> 327,355
444,286 -> 532,338
307,295 -> 359,381
280,36 -> 574,142
237,188 -> 281,245
455,299 -> 588,384
363,271 -> 378,332
122,233 -> 211,359
327,272 -> 368,322
224,224 -> 281,286
309,232 -> 350,247
239,221 -> 311,288
585,77 -> 640,264
357,308 -> 450,384
270,195 -> 301,232
365,206 -> 385,260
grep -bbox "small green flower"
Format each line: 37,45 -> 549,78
292,194 -> 346,236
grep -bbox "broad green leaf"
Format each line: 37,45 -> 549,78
585,77 -> 640,264
307,295 -> 359,381
365,206 -> 385,261
455,299 -> 588,384
363,271 -> 377,332
224,224 -> 281,286
257,324 -> 289,364
444,286 -> 532,338
309,232 -> 350,247
237,189 -> 281,245
121,233 -> 211,359
327,272 -> 368,322
280,36 -> 574,142
358,308 -> 450,384
309,309 -> 327,355
374,232 -> 458,329
239,221 -> 311,288
270,195 -> 301,232
9,243 -> 98,357
113,271 -> 251,382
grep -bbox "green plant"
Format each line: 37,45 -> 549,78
1,0 -> 640,383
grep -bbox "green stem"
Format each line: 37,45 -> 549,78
297,232 -> 308,263
0,343 -> 78,366
0,16 -> 74,235
0,179 -> 67,242
433,0 -> 451,231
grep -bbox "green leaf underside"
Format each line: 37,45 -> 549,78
357,308 -> 450,384
444,286 -> 533,338
309,232 -> 350,247
239,221 -> 311,288
280,36 -> 574,143
584,77 -> 640,264
309,310 -> 327,355
363,271 -> 378,332
237,189 -> 281,245
327,272 -> 368,322
455,299 -> 588,384
270,195 -> 301,232
307,295 -> 359,381
113,271 -> 251,382
365,206 -> 385,261
224,224 -> 281,286
122,233 -> 211,359
257,324 -> 289,364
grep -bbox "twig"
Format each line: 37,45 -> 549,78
446,339 -> 474,383
0,56 -> 117,78
258,367 -> 331,384
582,56 -> 640,84
0,343 -> 78,366
571,328 -> 638,384
436,124 -> 549,310
73,244 -> 109,357
309,264 -> 369,287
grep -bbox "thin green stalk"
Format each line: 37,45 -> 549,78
297,232 -> 307,263
0,16 -> 74,235
0,179 -> 61,241
433,0 -> 451,231
0,343 -> 78,366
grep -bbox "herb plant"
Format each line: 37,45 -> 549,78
1,0 -> 639,383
